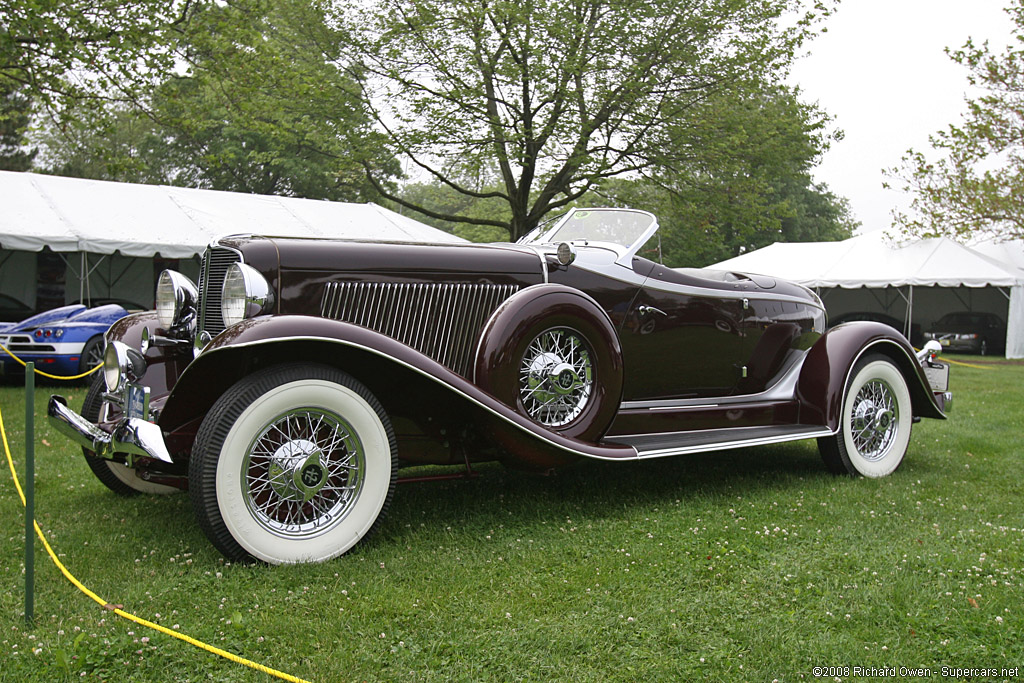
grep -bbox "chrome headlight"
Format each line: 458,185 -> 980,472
221,263 -> 274,328
103,341 -> 147,393
556,242 -> 577,266
155,270 -> 199,332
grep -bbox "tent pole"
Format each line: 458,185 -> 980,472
907,286 -> 914,342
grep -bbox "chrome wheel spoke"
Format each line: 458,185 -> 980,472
519,327 -> 593,427
850,379 -> 898,462
242,408 -> 364,538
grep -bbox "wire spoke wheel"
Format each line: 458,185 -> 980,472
519,327 -> 594,427
849,379 -> 899,462
190,364 -> 397,564
243,408 -> 364,538
818,354 -> 912,478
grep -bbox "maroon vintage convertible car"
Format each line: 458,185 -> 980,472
49,208 -> 951,564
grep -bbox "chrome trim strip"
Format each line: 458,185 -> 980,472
527,247 -> 549,284
629,428 -> 835,459
197,334 -> 643,461
620,353 -> 807,410
648,404 -> 719,411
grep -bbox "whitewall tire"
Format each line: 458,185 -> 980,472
818,354 -> 913,478
189,364 -> 397,564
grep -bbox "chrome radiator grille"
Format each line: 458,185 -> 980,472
321,281 -> 518,376
198,246 -> 242,338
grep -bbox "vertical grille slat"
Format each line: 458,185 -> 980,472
320,281 -> 518,377
198,246 -> 242,338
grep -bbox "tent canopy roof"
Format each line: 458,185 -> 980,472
0,171 -> 465,258
711,231 -> 1024,288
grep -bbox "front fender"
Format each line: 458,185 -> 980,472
105,311 -> 192,399
158,315 -> 639,467
797,321 -> 945,431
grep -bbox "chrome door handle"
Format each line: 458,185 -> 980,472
637,305 -> 666,317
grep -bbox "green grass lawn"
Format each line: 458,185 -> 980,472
1,356 -> 1022,682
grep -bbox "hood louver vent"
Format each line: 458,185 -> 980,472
321,281 -> 517,377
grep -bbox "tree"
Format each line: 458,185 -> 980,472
0,80 -> 36,170
0,0 -> 196,112
593,84 -> 856,266
889,0 -> 1024,241
32,105 -> 173,182
34,0 -> 397,202
144,0 -> 392,200
338,0 -> 834,240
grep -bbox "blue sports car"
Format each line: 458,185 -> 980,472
0,304 -> 128,379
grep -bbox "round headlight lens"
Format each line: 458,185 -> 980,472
155,270 -> 199,333
155,271 -> 179,329
103,342 -> 123,393
221,265 -> 248,328
221,263 -> 273,329
556,241 -> 577,266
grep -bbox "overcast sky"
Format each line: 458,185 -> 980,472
788,0 -> 1016,234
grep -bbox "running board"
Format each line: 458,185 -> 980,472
604,424 -> 834,459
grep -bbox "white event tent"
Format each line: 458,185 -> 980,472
0,171 -> 464,312
711,232 -> 1024,359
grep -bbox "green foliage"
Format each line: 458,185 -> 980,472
150,0 -> 393,200
341,0 -> 837,239
889,0 -> 1024,241
0,80 -> 36,171
32,0 -> 398,201
0,0 -> 193,113
33,107 -> 173,183
594,86 -> 856,266
397,178 -> 513,241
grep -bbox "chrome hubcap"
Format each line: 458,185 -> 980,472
519,328 -> 593,427
243,409 -> 363,537
850,379 -> 898,462
266,439 -> 328,504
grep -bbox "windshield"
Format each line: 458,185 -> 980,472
521,208 -> 657,253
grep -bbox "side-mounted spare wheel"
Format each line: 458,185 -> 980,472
818,353 -> 913,478
189,363 -> 397,564
474,285 -> 624,444
80,374 -> 180,496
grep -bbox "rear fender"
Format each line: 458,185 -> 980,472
797,321 -> 945,431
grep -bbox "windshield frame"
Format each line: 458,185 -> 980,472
518,208 -> 660,266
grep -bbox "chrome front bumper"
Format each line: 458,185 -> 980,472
47,395 -> 174,464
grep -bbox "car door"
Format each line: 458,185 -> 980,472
618,270 -> 756,401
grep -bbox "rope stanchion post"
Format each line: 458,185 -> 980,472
0,371 -> 311,682
24,362 -> 34,627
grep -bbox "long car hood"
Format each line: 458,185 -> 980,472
214,236 -> 548,319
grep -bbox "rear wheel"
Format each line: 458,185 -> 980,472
189,364 -> 397,564
818,354 -> 912,478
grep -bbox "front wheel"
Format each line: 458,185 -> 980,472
818,354 -> 913,478
189,364 -> 397,564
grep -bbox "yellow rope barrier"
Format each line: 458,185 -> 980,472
1,403 -> 311,683
0,342 -> 102,380
940,357 -> 993,370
